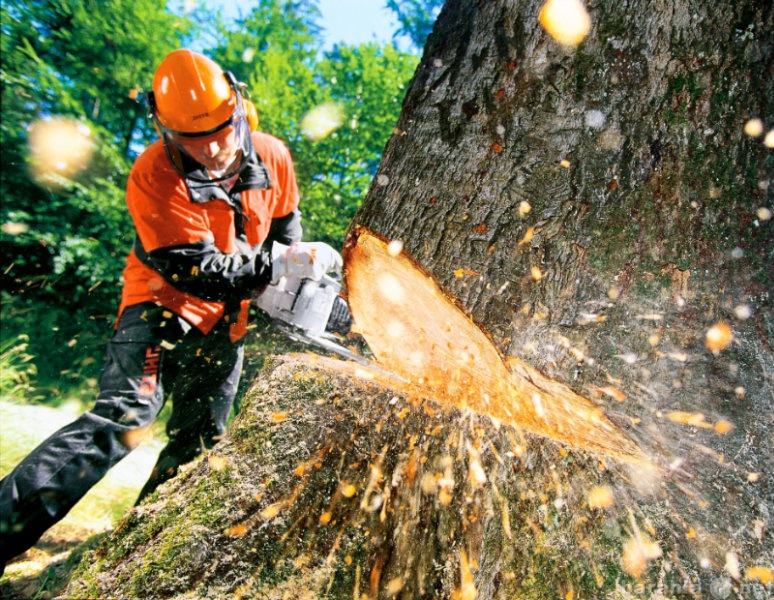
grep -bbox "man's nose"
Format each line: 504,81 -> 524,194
203,141 -> 220,157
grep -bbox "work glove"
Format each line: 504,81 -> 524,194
271,241 -> 343,283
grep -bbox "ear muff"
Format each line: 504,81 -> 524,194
243,99 -> 260,132
146,91 -> 162,138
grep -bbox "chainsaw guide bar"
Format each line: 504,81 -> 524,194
274,323 -> 369,366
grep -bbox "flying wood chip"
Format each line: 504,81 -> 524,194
343,228 -> 649,466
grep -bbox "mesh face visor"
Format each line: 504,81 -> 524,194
151,96 -> 253,184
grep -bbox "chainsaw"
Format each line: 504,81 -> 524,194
255,274 -> 367,364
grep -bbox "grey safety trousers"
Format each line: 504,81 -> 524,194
0,302 -> 244,564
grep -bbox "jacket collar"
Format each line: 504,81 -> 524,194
184,141 -> 272,204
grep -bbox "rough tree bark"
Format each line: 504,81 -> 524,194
61,1 -> 772,599
358,0 -> 772,362
352,0 -> 774,594
351,0 -> 774,596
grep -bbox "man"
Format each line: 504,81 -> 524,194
0,49 -> 342,567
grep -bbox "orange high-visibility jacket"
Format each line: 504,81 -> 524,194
118,131 -> 301,342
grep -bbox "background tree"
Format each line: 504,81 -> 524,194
386,0 -> 444,50
1,0 -> 193,388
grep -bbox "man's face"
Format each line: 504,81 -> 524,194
169,123 -> 241,173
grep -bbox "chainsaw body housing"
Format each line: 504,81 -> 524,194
256,274 -> 341,338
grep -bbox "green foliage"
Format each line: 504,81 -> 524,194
1,0 -> 195,400
2,0 -> 194,152
298,43 -> 418,245
1,0 -> 417,401
386,0 -> 444,50
211,0 -> 417,246
0,334 -> 37,401
0,0 -> 194,295
1,292 -> 110,404
210,0 -> 323,136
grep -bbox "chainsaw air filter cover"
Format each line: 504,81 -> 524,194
256,274 -> 341,338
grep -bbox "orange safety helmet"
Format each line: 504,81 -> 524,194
147,49 -> 253,182
151,49 -> 237,135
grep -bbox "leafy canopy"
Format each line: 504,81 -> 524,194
1,0 -> 419,395
386,0 -> 444,50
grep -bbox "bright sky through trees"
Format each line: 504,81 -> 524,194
205,0 -> 400,49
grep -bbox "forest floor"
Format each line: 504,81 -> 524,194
0,324 -> 298,599
1,523 -> 103,600
0,401 -> 163,599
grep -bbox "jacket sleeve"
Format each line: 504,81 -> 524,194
136,237 -> 273,302
266,208 -> 303,247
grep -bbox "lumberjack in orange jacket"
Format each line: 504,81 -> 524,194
0,49 -> 343,569
119,129 -> 302,342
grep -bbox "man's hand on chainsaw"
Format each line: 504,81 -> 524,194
271,241 -> 343,282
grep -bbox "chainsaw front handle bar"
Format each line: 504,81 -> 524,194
271,241 -> 343,283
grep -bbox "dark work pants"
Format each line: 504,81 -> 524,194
0,303 -> 244,564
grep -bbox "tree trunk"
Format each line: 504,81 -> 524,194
357,0 -> 772,354
353,0 -> 774,595
62,1 -> 773,598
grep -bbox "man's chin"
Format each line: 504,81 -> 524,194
203,155 -> 240,174
200,159 -> 224,170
